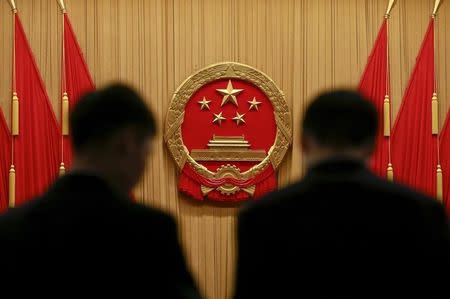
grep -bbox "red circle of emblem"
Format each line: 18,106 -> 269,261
182,79 -> 277,173
165,63 -> 292,202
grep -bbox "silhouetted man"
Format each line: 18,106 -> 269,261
234,90 -> 450,298
0,84 -> 200,298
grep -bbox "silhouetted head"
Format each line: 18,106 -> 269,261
301,89 -> 378,168
70,83 -> 156,192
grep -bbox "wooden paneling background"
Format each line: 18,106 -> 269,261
0,1 -> 449,298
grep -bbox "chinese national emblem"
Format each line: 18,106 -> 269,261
165,62 -> 292,202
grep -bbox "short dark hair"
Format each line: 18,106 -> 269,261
70,84 -> 156,151
302,90 -> 378,149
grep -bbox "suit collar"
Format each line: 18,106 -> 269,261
306,158 -> 368,178
49,173 -> 129,202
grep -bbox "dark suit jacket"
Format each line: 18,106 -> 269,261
234,159 -> 450,299
0,174 -> 200,298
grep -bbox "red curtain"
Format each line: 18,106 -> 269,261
62,14 -> 95,169
358,20 -> 389,178
0,110 -> 10,213
391,20 -> 437,197
13,14 -> 60,205
441,112 -> 450,212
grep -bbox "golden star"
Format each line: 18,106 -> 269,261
198,97 -> 211,110
216,80 -> 243,107
213,111 -> 226,125
232,112 -> 246,125
248,97 -> 261,111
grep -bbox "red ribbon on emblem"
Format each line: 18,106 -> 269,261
179,163 -> 277,201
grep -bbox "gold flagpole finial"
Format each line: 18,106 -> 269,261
387,163 -> 394,181
9,165 -> 15,208
12,92 -> 19,136
8,0 -> 17,13
385,0 -> 397,18
383,95 -> 391,136
436,164 -> 443,201
59,162 -> 66,176
432,93 -> 439,135
62,92 -> 69,135
57,0 -> 67,13
432,0 -> 443,16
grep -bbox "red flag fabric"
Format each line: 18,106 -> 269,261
358,20 -> 389,178
441,112 -> 450,211
0,110 -> 10,212
391,20 -> 437,197
62,14 -> 95,169
13,14 -> 60,205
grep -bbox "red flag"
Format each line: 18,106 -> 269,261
441,112 -> 450,211
0,110 -> 10,212
13,14 -> 60,205
391,20 -> 437,197
61,13 -> 95,169
358,20 -> 389,178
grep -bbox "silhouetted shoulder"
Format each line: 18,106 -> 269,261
239,172 -> 446,227
238,180 -> 308,224
366,174 -> 444,211
120,199 -> 177,230
0,196 -> 44,235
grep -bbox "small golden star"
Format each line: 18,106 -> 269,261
216,80 -> 243,107
213,112 -> 226,125
232,112 -> 246,125
198,97 -> 211,110
248,97 -> 261,111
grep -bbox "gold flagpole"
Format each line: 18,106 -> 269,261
385,0 -> 396,181
58,0 -> 67,176
431,0 -> 441,135
8,0 -> 17,208
432,0 -> 444,201
9,0 -> 18,136
431,3 -> 439,135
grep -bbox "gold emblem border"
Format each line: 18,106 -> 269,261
164,62 -> 292,180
